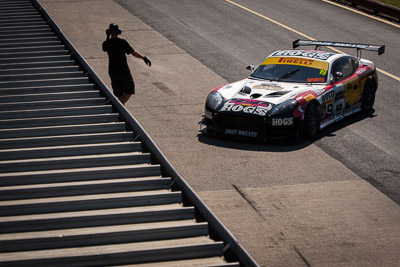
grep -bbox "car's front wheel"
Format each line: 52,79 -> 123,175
361,79 -> 376,111
304,101 -> 321,138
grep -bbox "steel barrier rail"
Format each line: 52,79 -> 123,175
32,0 -> 258,266
334,0 -> 400,21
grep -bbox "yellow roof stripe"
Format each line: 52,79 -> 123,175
262,57 -> 329,70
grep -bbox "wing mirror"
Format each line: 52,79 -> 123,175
330,71 -> 343,84
335,71 -> 343,78
246,64 -> 254,73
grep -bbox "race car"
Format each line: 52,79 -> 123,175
199,39 -> 384,141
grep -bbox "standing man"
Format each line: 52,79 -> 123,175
102,23 -> 151,105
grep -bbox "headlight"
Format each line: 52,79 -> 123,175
206,91 -> 223,110
270,99 -> 298,116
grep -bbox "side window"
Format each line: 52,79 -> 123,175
350,56 -> 359,72
331,56 -> 357,81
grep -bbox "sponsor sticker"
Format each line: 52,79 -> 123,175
225,129 -> 258,137
221,99 -> 273,116
304,94 -> 315,102
222,102 -> 271,116
253,83 -> 284,91
272,117 -> 294,126
321,90 -> 335,102
262,56 -> 329,70
313,88 -> 326,96
307,78 -> 325,83
356,68 -> 367,75
270,50 -> 335,60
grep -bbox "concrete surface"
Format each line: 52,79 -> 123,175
39,0 -> 400,266
199,180 -> 400,266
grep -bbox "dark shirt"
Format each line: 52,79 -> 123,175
102,37 -> 135,75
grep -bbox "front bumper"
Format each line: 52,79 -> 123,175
199,112 -> 300,141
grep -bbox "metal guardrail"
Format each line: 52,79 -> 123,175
334,0 -> 400,21
31,0 -> 258,266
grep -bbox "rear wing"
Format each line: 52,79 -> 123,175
292,39 -> 385,58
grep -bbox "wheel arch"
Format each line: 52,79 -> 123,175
362,75 -> 377,93
302,99 -> 323,138
307,99 -> 323,122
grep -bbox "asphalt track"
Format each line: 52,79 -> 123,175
41,0 -> 400,266
117,0 -> 400,204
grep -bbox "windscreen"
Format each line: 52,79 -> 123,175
251,57 -> 329,83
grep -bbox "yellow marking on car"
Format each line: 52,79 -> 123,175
225,0 -> 400,82
304,94 -> 316,102
262,57 -> 329,70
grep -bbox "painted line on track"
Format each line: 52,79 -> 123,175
322,0 -> 400,29
225,0 -> 400,82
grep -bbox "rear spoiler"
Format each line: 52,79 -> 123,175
292,39 -> 385,58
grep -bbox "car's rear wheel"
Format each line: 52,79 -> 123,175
304,101 -> 321,138
361,79 -> 376,111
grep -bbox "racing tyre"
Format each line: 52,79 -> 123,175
304,101 -> 321,138
361,79 -> 376,111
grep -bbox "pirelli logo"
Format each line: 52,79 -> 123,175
262,57 -> 328,70
278,57 -> 313,66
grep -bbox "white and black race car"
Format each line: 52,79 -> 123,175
200,40 -> 384,141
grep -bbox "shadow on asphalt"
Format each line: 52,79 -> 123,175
197,109 -> 376,152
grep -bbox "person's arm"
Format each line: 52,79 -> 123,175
131,51 -> 151,67
102,30 -> 111,52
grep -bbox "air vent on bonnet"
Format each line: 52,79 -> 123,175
265,90 -> 292,97
240,86 -> 252,94
250,93 -> 262,99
